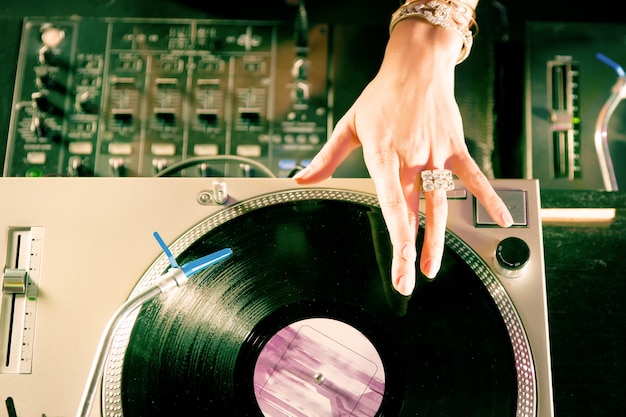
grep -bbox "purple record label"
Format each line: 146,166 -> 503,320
254,318 -> 386,416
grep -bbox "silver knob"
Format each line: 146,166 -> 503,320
3,269 -> 27,294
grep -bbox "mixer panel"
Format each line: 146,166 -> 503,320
5,17 -> 330,177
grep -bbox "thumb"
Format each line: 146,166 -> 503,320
293,113 -> 361,184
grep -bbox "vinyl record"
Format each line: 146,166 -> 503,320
116,189 -> 529,417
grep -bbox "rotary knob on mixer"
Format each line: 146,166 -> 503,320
493,237 -> 531,278
41,24 -> 65,48
31,91 -> 52,113
39,24 -> 65,65
76,91 -> 98,114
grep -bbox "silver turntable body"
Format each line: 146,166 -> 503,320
0,177 -> 554,417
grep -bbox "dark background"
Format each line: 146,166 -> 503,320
0,1 -> 624,417
2,0 -> 625,179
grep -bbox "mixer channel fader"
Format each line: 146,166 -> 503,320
4,17 -> 331,178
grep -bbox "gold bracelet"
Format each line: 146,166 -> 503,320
390,0 -> 477,64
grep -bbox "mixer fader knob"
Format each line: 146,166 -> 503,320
68,156 -> 87,177
152,158 -> 169,174
493,237 -> 531,278
109,158 -> 126,177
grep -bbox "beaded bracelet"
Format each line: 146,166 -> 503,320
390,0 -> 477,64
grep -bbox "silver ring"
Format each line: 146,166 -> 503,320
421,169 -> 455,192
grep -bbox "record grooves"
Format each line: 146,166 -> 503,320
114,190 -> 528,416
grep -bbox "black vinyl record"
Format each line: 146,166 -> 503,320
120,192 -> 519,416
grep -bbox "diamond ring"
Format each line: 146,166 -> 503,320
420,169 -> 455,192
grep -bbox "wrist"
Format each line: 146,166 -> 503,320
390,0 -> 477,64
385,18 -> 461,70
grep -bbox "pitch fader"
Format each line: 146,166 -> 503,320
4,17 -> 330,177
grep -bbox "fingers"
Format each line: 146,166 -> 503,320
295,112 -> 512,297
293,113 -> 360,184
418,156 -> 514,281
369,162 -> 420,297
420,187 -> 448,279
452,155 -> 514,227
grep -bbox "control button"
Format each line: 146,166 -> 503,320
309,134 -> 320,145
151,143 -> 176,156
493,237 -> 530,278
39,24 -> 65,66
194,144 -> 218,156
236,144 -> 262,158
108,143 -> 133,156
69,141 -> 93,155
40,25 -> 65,49
27,152 -> 46,165
475,190 -> 528,227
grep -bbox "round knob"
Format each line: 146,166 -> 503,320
76,92 -> 98,114
41,25 -> 65,48
493,237 -> 530,278
32,91 -> 52,113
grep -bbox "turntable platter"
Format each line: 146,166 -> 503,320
109,189 -> 529,416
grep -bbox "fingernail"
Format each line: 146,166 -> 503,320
423,258 -> 440,279
401,243 -> 417,261
500,210 -> 514,227
293,167 -> 309,179
395,274 -> 415,296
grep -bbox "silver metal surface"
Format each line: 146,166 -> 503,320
0,177 -> 554,417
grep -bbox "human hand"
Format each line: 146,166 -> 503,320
294,19 -> 513,296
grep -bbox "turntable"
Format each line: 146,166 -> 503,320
0,177 -> 554,417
